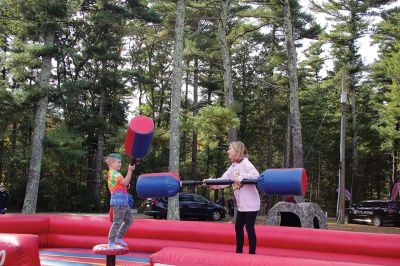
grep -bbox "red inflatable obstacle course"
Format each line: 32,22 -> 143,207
0,233 -> 41,266
0,214 -> 400,266
150,247 -> 378,266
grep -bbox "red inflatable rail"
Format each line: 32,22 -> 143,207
0,214 -> 399,266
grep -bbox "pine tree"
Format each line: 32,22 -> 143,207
311,0 -> 397,200
168,0 -> 186,220
371,7 -> 400,187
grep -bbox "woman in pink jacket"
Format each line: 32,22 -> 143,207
204,141 -> 260,254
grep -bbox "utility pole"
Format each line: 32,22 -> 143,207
337,66 -> 347,224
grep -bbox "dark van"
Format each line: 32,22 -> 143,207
345,200 -> 400,226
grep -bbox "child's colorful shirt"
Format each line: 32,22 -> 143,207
107,169 -> 129,206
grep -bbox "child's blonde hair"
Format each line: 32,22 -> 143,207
105,153 -> 122,167
229,141 -> 248,163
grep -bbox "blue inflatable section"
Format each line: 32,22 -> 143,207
136,173 -> 180,198
258,168 -> 305,195
131,130 -> 154,158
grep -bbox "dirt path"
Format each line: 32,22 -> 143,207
232,215 -> 400,235
327,223 -> 400,234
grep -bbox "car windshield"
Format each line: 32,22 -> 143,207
179,194 -> 194,201
194,195 -> 209,204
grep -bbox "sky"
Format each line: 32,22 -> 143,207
299,0 -> 400,68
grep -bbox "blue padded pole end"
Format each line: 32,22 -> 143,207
257,168 -> 307,196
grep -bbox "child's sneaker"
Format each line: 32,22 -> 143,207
115,238 -> 128,247
108,242 -> 124,249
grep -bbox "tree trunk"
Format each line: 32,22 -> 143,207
218,0 -> 237,142
338,66 -> 347,224
147,48 -> 156,121
348,10 -> 359,200
168,0 -> 186,221
395,127 -> 399,183
267,26 -> 277,169
282,98 -> 291,202
138,67 -> 143,111
157,74 -> 166,128
10,122 -> 18,182
94,89 -> 105,209
22,33 -> 54,214
391,124 -> 399,185
283,96 -> 291,168
350,72 -> 359,195
265,88 -> 274,214
182,60 -> 190,163
191,57 -> 199,181
283,0 -> 303,168
218,0 -> 239,220
1,35 -> 6,80
239,51 -> 247,139
0,139 -> 3,182
184,60 -> 190,109
267,116 -> 274,165
283,0 -> 303,203
0,37 -> 6,181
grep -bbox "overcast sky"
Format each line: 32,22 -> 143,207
299,0 -> 400,67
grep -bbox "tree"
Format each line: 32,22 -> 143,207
282,0 -> 303,168
168,0 -> 186,221
20,0 -> 73,214
311,0 -> 396,200
218,0 -> 237,142
371,7 -> 400,186
23,32 -> 54,214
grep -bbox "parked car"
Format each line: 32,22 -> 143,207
344,200 -> 400,226
144,192 -> 226,221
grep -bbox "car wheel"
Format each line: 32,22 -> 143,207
372,215 -> 382,226
211,211 -> 221,221
344,214 -> 350,224
153,215 -> 162,219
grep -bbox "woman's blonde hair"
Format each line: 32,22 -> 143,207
229,141 -> 248,162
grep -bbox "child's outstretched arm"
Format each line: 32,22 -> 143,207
118,164 -> 135,186
203,165 -> 233,189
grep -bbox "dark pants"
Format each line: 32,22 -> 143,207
235,211 -> 258,254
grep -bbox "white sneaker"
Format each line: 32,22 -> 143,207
108,242 -> 124,249
115,238 -> 128,247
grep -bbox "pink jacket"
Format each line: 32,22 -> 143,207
207,158 -> 260,212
